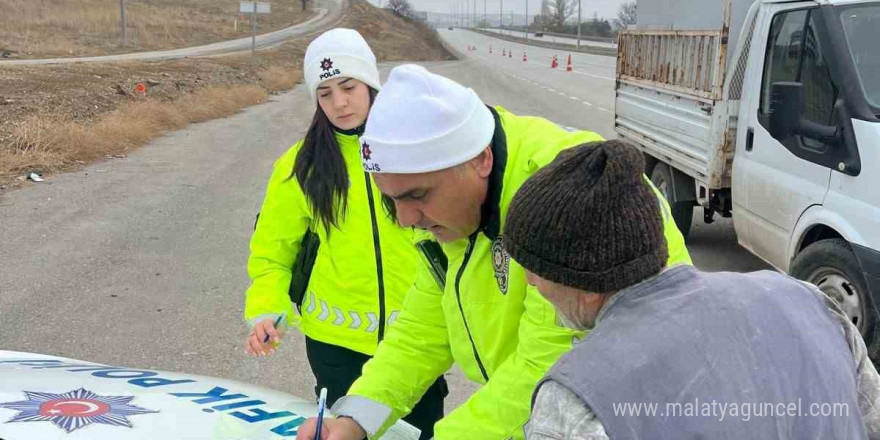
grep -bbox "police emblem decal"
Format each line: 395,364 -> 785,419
0,387 -> 158,433
492,236 -> 510,294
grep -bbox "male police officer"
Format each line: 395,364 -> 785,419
296,64 -> 692,440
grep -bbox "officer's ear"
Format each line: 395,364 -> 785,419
471,146 -> 493,179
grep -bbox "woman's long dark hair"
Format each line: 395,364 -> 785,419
292,87 -> 376,234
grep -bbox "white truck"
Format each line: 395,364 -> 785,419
615,0 -> 880,353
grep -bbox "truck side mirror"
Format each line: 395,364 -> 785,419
769,81 -> 839,142
769,82 -> 805,140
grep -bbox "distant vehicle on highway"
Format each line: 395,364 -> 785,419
448,26 -> 454,30
0,351 -> 419,440
534,32 -> 544,37
616,0 -> 880,355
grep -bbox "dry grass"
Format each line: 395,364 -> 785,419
0,0 -> 314,58
343,0 -> 456,62
1,85 -> 267,177
258,66 -> 299,92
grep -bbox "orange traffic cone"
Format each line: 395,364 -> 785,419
551,55 -> 558,69
502,48 -> 506,56
489,45 -> 493,54
508,49 -> 512,58
523,52 -> 528,62
566,54 -> 573,72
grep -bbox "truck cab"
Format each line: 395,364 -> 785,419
616,0 -> 880,354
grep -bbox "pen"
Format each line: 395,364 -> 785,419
315,387 -> 327,440
263,314 -> 284,344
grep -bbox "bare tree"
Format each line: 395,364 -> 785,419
531,0 -> 553,30
386,0 -> 413,18
615,1 -> 637,29
547,0 -> 576,30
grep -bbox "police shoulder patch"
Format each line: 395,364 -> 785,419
492,236 -> 510,294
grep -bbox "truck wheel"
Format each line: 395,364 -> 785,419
650,163 -> 693,239
791,238 -> 875,341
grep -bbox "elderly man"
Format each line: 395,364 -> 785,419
502,139 -> 880,439
296,65 -> 691,440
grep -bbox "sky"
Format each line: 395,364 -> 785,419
365,0 -> 629,19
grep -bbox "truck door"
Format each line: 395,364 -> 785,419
733,4 -> 835,271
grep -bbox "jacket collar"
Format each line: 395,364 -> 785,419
335,122 -> 365,137
478,106 -> 507,242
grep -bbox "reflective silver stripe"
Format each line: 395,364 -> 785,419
365,312 -> 379,333
332,396 -> 392,436
306,291 -> 317,314
305,294 -> 400,332
332,307 -> 345,326
348,311 -> 363,329
659,197 -> 672,222
644,176 -> 672,222
318,300 -> 330,321
387,311 -> 401,327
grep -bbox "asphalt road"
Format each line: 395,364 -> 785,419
0,0 -> 341,66
482,28 -> 617,49
0,29 -> 770,417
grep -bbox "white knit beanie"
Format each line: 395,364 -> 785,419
303,28 -> 381,101
360,64 -> 495,174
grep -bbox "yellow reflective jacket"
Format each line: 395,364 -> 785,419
341,107 -> 693,438
244,130 -> 420,355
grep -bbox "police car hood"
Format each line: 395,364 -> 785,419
0,351 -> 418,440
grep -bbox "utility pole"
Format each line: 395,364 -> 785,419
483,0 -> 486,28
525,0 -> 528,41
500,0 -> 503,33
119,0 -> 127,46
576,0 -> 581,49
466,0 -> 469,27
251,2 -> 258,57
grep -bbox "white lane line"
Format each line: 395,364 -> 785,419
547,88 -> 556,92
598,107 -> 613,113
571,71 -> 615,81
558,92 -> 566,96
582,101 -> 593,106
569,96 -> 579,101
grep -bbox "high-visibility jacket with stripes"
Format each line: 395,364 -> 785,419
244,130 -> 420,355
337,106 -> 693,439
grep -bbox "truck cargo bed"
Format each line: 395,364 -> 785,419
615,0 -> 747,189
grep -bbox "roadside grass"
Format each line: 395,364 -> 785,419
0,0 -> 313,59
1,84 -> 271,179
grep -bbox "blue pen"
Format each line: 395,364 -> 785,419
262,314 -> 284,344
315,387 -> 327,440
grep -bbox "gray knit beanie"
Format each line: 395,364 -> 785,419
503,140 -> 668,293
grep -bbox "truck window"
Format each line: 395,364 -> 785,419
760,8 -> 839,151
840,5 -> 880,113
760,10 -> 809,116
800,14 -> 839,149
